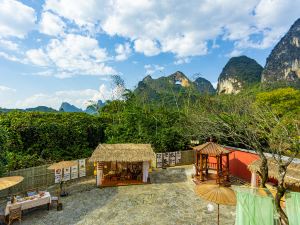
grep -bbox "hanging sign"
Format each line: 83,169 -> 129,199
169,152 -> 176,166
79,159 -> 86,177
156,153 -> 163,168
55,168 -> 62,184
63,167 -> 71,181
176,151 -> 181,164
71,161 -> 78,179
163,152 -> 169,167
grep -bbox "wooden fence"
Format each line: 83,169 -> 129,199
0,159 -> 94,199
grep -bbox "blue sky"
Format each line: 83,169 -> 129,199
0,0 -> 299,109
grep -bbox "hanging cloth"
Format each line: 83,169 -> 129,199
286,191 -> 300,225
235,187 -> 275,225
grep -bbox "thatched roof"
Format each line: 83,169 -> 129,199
193,142 -> 230,156
248,158 -> 300,186
89,144 -> 155,162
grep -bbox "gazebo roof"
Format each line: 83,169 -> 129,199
193,142 -> 230,156
89,143 -> 155,162
248,157 -> 300,187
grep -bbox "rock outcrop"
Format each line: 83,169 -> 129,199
262,18 -> 300,82
217,56 -> 263,94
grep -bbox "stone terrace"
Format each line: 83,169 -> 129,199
19,165 -> 236,225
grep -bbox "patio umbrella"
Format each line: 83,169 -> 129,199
0,176 -> 24,191
195,183 -> 236,225
48,161 -> 77,196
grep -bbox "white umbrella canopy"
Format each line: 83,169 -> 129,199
0,176 -> 24,191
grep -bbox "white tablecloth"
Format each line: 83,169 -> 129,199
5,192 -> 51,216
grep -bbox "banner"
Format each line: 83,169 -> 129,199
55,168 -> 62,184
169,152 -> 176,166
176,151 -> 181,164
71,161 -> 78,179
79,159 -> 86,177
63,167 -> 71,181
156,153 -> 163,168
163,152 -> 169,167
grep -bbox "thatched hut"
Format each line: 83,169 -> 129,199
89,144 -> 155,187
248,158 -> 300,189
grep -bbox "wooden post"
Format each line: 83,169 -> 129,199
219,154 -> 222,172
199,154 -> 203,181
216,156 -> 220,184
195,152 -> 199,176
226,154 -> 230,181
217,204 -> 220,225
205,155 -> 208,175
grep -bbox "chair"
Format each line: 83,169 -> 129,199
51,190 -> 60,210
8,205 -> 21,225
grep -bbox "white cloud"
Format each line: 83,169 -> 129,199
26,49 -> 49,66
115,43 -> 132,61
0,51 -> 23,63
39,11 -> 65,36
0,39 -> 19,51
0,85 -> 16,92
43,0 -> 300,58
44,0 -> 108,30
225,49 -> 243,58
26,34 -> 116,78
0,0 -> 36,38
134,39 -> 160,56
144,64 -> 164,75
16,84 -> 115,109
174,57 -> 191,65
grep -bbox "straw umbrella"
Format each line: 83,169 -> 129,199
0,176 -> 23,191
195,183 -> 236,225
48,161 -> 77,196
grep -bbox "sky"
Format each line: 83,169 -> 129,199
0,0 -> 299,110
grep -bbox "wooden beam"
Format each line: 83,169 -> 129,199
200,153 -> 203,181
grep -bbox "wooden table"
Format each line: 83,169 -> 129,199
5,192 -> 51,216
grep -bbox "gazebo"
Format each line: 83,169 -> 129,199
89,144 -> 155,187
193,141 -> 231,184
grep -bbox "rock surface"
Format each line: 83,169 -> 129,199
262,18 -> 300,82
135,71 -> 215,101
194,77 -> 216,94
217,56 -> 263,94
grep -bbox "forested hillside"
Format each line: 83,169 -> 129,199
0,85 -> 299,174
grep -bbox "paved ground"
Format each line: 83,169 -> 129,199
19,166 -> 236,225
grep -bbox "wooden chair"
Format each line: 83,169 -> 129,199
51,190 -> 60,210
8,205 -> 21,225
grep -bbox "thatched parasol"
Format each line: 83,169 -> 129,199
195,184 -> 236,225
248,158 -> 300,187
89,144 -> 155,162
48,161 -> 77,170
0,176 -> 24,191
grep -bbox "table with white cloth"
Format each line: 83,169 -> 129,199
5,192 -> 51,216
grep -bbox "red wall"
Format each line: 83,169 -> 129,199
227,148 -> 259,182
206,148 -> 259,182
